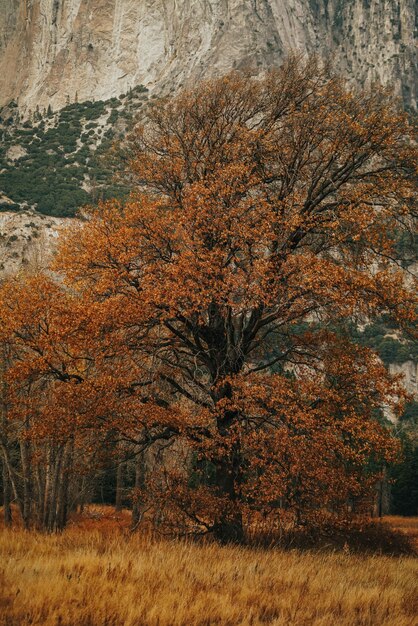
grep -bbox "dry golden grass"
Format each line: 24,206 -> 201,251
0,510 -> 417,626
383,516 -> 418,550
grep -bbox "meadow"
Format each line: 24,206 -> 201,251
0,509 -> 417,626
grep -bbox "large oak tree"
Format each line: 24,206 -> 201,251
1,57 -> 416,540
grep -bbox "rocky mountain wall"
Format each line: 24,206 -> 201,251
0,0 -> 416,113
390,361 -> 418,399
0,209 -> 64,276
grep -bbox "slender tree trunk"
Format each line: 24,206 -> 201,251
1,443 -> 24,520
377,468 -> 388,519
20,435 -> 32,529
47,446 -> 63,532
115,447 -> 125,512
42,446 -> 52,529
0,345 -> 12,527
131,449 -> 145,531
2,458 -> 12,527
44,445 -> 64,532
57,439 -> 74,530
36,463 -> 46,528
78,476 -> 86,514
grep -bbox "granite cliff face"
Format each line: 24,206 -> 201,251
0,209 -> 64,276
390,361 -> 418,399
0,0 -> 416,113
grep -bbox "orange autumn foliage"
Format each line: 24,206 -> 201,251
1,57 -> 416,540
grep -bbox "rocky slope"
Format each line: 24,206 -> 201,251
0,89 -> 146,217
390,361 -> 418,399
0,0 -> 416,113
0,209 -> 63,276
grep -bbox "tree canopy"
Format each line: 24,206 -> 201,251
1,57 -> 417,539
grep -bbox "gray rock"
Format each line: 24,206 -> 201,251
0,0 -> 415,113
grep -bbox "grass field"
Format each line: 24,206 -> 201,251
0,509 -> 417,626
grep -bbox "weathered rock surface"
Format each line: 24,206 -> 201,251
390,361 -> 418,399
0,0 -> 416,113
0,210 -> 64,276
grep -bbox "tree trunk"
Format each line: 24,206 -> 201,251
213,453 -> 244,543
49,447 -> 63,531
210,367 -> 245,543
2,459 -> 12,527
78,476 -> 87,514
42,447 -> 52,529
1,443 -> 24,521
20,436 -> 32,529
213,514 -> 244,544
131,449 -> 145,531
213,408 -> 244,544
44,445 -> 64,532
57,439 -> 74,531
36,464 -> 46,528
0,346 -> 12,527
115,448 -> 125,512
